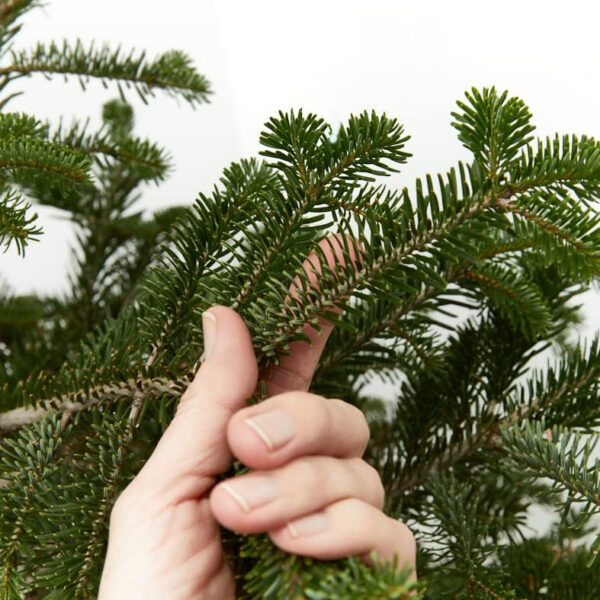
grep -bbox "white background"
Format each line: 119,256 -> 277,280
1,0 -> 599,539
0,0 -> 598,337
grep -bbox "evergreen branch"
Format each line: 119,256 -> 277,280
0,187 -> 41,255
30,410 -> 135,595
0,0 -> 39,28
2,40 -> 211,106
501,420 -> 600,506
227,187 -> 323,312
508,134 -> 600,206
461,263 -> 553,339
506,335 -> 600,428
72,418 -> 133,596
501,193 -> 600,279
498,537 -> 600,598
0,111 -> 47,138
0,1 -> 39,56
259,186 -> 499,366
424,474 -> 489,570
0,413 -> 65,600
500,421 -> 600,567
260,110 -> 410,195
394,335 -> 600,496
451,86 -> 535,178
86,138 -> 171,181
0,376 -> 182,434
319,110 -> 411,189
238,532 -> 421,599
138,159 -> 278,369
0,135 -> 91,183
0,293 -> 44,328
259,110 -> 330,184
52,116 -> 171,182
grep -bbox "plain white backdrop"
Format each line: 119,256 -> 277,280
1,0 -> 599,336
1,0 -> 599,540
0,0 -> 600,335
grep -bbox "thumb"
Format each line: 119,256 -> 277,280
133,306 -> 258,500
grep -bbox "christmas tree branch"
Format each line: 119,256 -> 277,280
0,414 -> 65,597
0,376 -> 181,434
392,338 -> 600,496
1,40 -> 211,106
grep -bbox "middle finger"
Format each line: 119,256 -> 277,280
209,455 -> 384,534
226,392 -> 371,471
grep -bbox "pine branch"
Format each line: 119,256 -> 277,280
0,187 -> 40,255
1,40 -> 211,106
29,409 -> 135,596
0,135 -> 91,183
0,413 -> 65,600
0,375 -> 182,434
52,115 -> 172,183
451,86 -> 536,179
508,134 -> 600,207
500,420 -> 600,565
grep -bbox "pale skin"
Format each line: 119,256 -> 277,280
98,234 -> 417,599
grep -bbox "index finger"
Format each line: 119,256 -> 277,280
257,233 -> 364,398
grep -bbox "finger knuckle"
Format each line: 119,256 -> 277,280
110,487 -> 134,522
354,459 -> 385,508
294,456 -> 330,488
332,399 -> 370,452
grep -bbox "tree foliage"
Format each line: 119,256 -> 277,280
1,5 -> 600,599
0,0 -> 210,256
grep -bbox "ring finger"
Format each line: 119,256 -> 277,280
270,497 -> 416,573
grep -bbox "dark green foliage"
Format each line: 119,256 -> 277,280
0,0 -> 210,255
1,9 -> 600,596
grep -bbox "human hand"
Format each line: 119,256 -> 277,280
98,234 -> 416,599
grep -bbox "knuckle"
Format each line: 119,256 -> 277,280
331,399 -> 370,453
354,459 -> 385,508
110,487 -> 134,522
266,365 -> 313,393
293,456 -> 330,487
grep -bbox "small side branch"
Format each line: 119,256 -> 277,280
0,376 -> 183,435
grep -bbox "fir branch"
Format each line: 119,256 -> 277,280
500,193 -> 600,280
1,40 -> 211,106
138,159 -> 279,370
461,262 -> 553,339
0,0 -> 39,28
52,116 -> 172,182
319,110 -> 411,189
508,134 -> 600,206
0,375 -> 182,434
238,533 -> 421,600
0,111 -> 47,138
451,86 -> 536,179
0,135 -> 91,183
29,410 -> 135,596
500,420 -> 600,566
0,413 -> 65,600
393,335 -> 600,496
73,418 -> 133,596
0,187 -> 40,255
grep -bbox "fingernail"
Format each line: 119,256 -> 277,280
287,511 -> 331,537
201,311 -> 217,362
220,475 -> 281,511
244,410 -> 295,451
